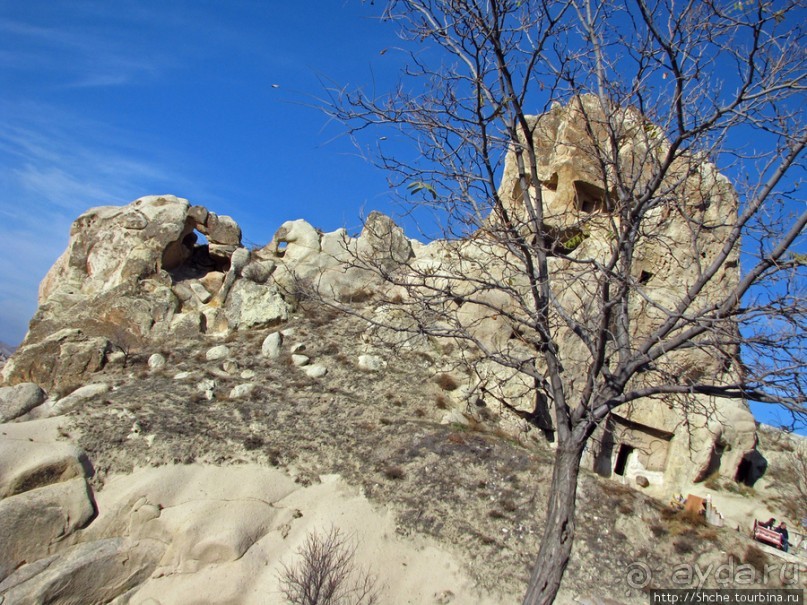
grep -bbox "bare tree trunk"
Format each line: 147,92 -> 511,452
523,440 -> 585,605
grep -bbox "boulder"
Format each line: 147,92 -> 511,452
202,212 -> 242,246
242,260 -> 275,284
205,345 -> 230,362
291,354 -> 310,367
224,280 -> 290,330
358,354 -> 386,372
0,478 -> 96,581
4,196 -> 253,390
229,383 -> 258,400
50,383 -> 110,416
0,439 -> 91,498
261,332 -> 283,358
2,329 -> 111,390
0,383 -> 46,422
0,537 -> 163,605
303,364 -> 327,379
148,354 -> 167,370
357,211 -> 414,271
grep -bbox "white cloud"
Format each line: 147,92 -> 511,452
0,103 -> 204,344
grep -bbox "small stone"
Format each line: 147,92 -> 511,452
303,364 -> 327,379
290,343 -> 306,354
148,354 -> 166,370
51,383 -> 110,415
222,359 -> 239,374
240,369 -> 256,380
197,378 -> 216,400
205,345 -> 230,361
358,354 -> 385,372
174,371 -> 193,381
292,354 -> 310,367
105,350 -> 126,365
262,332 -> 283,358
0,383 -> 47,423
190,282 -> 213,304
229,383 -> 258,399
635,475 -> 650,488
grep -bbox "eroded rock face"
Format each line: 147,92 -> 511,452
2,98 -> 759,492
490,96 -> 755,488
2,196 -> 251,389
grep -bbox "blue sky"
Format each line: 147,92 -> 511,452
1,2 -> 803,431
0,1 -> 410,345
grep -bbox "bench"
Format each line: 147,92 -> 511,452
753,520 -> 784,549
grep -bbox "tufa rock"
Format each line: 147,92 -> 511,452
0,383 -> 46,422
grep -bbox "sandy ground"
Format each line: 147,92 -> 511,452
84,463 -> 516,605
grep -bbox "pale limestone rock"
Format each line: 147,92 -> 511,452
0,478 -> 95,581
205,345 -> 230,361
242,260 -> 275,284
222,359 -> 239,375
148,353 -> 166,370
0,537 -> 163,605
240,369 -> 256,380
189,281 -> 213,304
290,343 -> 306,354
230,248 -> 250,274
303,364 -> 327,378
202,212 -> 241,246
224,280 -> 290,330
0,383 -> 46,422
0,439 -> 90,498
200,271 -> 225,294
358,354 -> 386,372
291,354 -> 310,367
2,329 -> 112,390
197,379 -> 216,400
169,312 -> 205,340
106,350 -> 126,365
229,383 -> 258,400
261,332 -> 283,358
50,383 -> 110,416
267,219 -> 321,263
357,211 -> 414,271
6,195 -> 254,389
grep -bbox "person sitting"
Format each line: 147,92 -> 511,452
760,517 -> 776,528
775,522 -> 789,552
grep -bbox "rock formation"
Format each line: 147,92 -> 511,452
2,100 -> 757,496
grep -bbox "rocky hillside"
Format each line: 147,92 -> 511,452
0,98 -> 802,604
1,301 -> 802,605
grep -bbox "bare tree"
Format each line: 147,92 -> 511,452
279,526 -> 380,605
323,1 -> 806,603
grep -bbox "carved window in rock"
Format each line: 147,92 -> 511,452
574,180 -> 608,214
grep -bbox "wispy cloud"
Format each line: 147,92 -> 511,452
0,15 -> 167,88
0,102 -> 204,344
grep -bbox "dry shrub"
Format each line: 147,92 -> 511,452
698,527 -> 719,542
279,526 -> 379,605
649,523 -> 668,538
434,373 -> 459,391
243,435 -> 264,451
743,545 -> 769,575
435,395 -> 449,409
673,537 -> 697,554
446,433 -> 466,445
382,465 -> 405,480
339,288 -> 374,304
